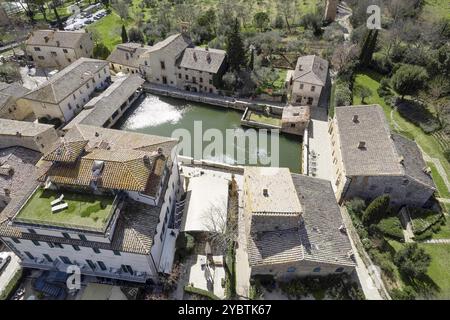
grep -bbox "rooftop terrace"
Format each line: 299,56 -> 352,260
14,188 -> 116,233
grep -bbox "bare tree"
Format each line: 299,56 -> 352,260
331,43 -> 358,73
203,200 -> 236,254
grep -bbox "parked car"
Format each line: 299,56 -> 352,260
0,252 -> 12,273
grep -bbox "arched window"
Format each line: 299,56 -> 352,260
335,267 -> 344,273
313,267 -> 321,273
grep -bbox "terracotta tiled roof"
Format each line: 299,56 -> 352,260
43,140 -> 88,163
41,149 -> 159,192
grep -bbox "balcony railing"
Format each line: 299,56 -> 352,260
21,259 -> 149,283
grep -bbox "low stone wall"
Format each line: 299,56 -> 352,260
178,155 -> 244,174
143,84 -> 283,113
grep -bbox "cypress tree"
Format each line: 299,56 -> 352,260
121,25 -> 128,43
226,19 -> 246,72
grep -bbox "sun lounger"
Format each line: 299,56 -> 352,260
51,194 -> 64,206
52,202 -> 68,213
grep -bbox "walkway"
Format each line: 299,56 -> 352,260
423,239 -> 450,244
307,108 -> 336,184
143,83 -> 285,111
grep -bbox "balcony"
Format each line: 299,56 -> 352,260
21,259 -> 149,283
79,265 -> 149,283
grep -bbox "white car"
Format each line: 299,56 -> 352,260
0,252 -> 12,273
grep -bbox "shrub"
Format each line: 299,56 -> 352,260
390,286 -> 416,300
279,278 -> 307,299
184,286 -> 220,300
394,243 -> 431,278
375,216 -> 404,241
362,195 -> 390,226
335,81 -> 352,106
369,249 -> 396,279
346,198 -> 366,218
93,43 -> 111,60
409,208 -> 443,235
248,280 -> 264,300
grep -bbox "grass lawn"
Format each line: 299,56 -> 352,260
248,112 -> 282,127
87,13 -> 130,51
353,71 -> 450,184
387,240 -> 450,299
420,244 -> 450,299
427,162 -> 450,198
273,69 -> 287,91
15,188 -> 115,232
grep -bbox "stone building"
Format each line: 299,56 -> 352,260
176,47 -> 227,94
25,30 -> 94,69
0,82 -> 32,121
281,105 -> 310,136
139,33 -> 227,94
0,119 -> 59,154
286,55 -> 329,108
107,43 -> 152,75
244,167 -> 355,279
64,74 -> 144,130
17,58 -> 110,124
329,105 -> 436,207
0,124 -> 181,283
139,33 -> 192,87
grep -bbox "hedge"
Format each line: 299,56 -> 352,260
375,216 -> 404,241
184,285 -> 220,300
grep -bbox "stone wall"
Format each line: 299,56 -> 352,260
343,175 -> 435,207
251,259 -> 354,279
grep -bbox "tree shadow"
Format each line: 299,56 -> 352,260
401,273 -> 441,299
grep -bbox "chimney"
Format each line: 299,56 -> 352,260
263,188 -> 269,197
44,36 -> 49,43
358,141 -> 366,149
15,131 -> 22,137
56,40 -> 60,47
143,155 -> 152,167
205,46 -> 209,51
4,188 -> 10,197
206,53 -> 211,64
193,52 -> 197,61
352,115 -> 359,123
